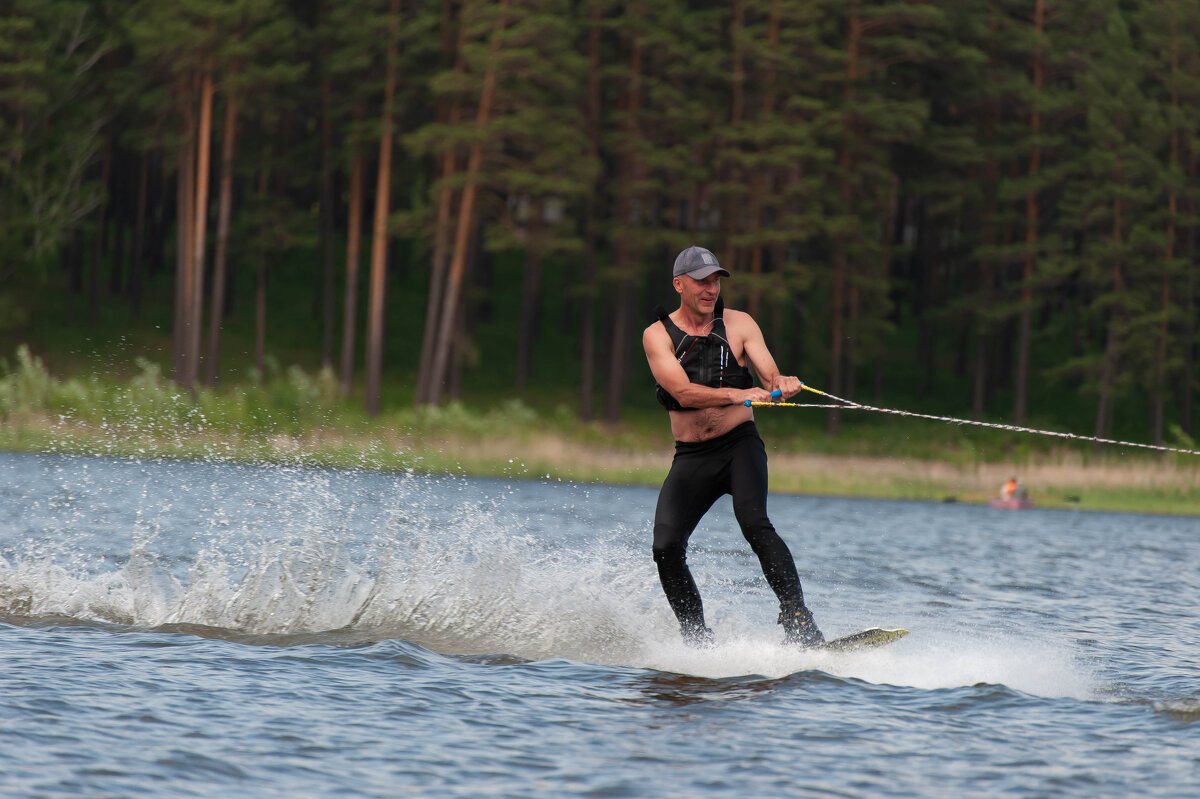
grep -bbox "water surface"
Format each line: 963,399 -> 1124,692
1,451 -> 1197,797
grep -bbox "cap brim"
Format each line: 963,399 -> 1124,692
681,265 -> 730,279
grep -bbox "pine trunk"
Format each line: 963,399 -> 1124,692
416,92 -> 462,405
1185,156 -> 1197,436
109,140 -> 125,297
254,168 -> 269,376
364,0 -> 401,416
89,135 -> 112,327
917,202 -> 939,397
1095,181 -> 1125,450
828,3 -> 861,435
188,67 -> 215,392
515,204 -> 543,388
721,0 -> 746,284
109,211 -> 124,295
1153,35 -> 1181,446
429,0 -> 507,406
579,0 -> 603,421
973,156 -> 999,419
65,229 -> 82,327
256,263 -> 267,377
415,0 -> 462,405
745,0 -> 779,321
580,274 -> 597,419
205,92 -> 238,386
150,149 -> 168,280
604,15 -> 643,422
173,92 -> 196,388
1015,0 -> 1045,424
131,150 -> 148,318
320,74 -> 338,372
339,151 -> 365,395
605,254 -> 634,422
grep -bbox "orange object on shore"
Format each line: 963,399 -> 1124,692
1002,478 -> 1018,500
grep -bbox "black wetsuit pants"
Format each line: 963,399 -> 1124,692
652,421 -> 806,635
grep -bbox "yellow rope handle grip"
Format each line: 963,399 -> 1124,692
743,382 -> 830,406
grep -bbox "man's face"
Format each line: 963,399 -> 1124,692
674,273 -> 721,314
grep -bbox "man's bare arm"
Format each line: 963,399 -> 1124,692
727,310 -> 802,399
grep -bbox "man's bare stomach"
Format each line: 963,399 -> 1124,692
669,404 -> 754,443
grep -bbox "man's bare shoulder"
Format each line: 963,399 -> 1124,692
643,318 -> 670,350
722,308 -> 753,323
721,308 -> 762,335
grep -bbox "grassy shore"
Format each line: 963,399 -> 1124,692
3,346 -> 1199,516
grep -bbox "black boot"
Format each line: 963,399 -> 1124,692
779,605 -> 824,648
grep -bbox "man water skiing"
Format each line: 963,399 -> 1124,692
642,245 -> 823,648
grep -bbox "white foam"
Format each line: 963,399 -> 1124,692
628,626 -> 1096,701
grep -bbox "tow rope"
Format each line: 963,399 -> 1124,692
745,383 -> 1200,457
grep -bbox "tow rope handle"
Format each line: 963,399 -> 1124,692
743,388 -> 784,407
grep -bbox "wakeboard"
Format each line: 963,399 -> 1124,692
817,627 -> 908,652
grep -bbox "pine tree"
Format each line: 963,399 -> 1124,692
202,0 -> 299,386
577,0 -> 606,420
1136,0 -> 1200,444
0,1 -> 109,289
411,0 -> 464,406
422,0 -> 508,407
321,0 -> 388,396
362,0 -> 401,417
123,0 -> 304,391
482,0 -> 593,390
815,0 -> 940,433
912,0 -> 1027,419
1057,1 -> 1161,443
602,0 -> 714,420
410,0 -> 593,404
124,0 -> 220,391
709,0 -> 821,321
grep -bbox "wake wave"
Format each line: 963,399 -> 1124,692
0,467 -> 1095,699
0,472 -> 664,664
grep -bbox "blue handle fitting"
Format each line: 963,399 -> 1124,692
747,389 -> 783,407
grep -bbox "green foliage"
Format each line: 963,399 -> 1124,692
0,344 -> 339,434
400,397 -> 540,438
1,0 -> 1198,450
0,345 -> 53,412
0,1 -> 108,265
0,343 -> 553,443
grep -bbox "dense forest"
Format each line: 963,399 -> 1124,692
1,0 -> 1198,446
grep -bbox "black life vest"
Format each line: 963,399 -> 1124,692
653,298 -> 755,411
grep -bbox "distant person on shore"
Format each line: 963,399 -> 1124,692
641,245 -> 823,648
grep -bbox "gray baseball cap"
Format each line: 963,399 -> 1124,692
672,246 -> 730,279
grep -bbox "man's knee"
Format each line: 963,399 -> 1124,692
652,524 -> 687,565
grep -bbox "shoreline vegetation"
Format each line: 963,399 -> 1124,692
3,348 -> 1198,517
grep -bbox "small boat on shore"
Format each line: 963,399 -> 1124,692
990,496 -> 1033,510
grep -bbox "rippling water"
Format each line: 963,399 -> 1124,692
1,451 -> 1197,797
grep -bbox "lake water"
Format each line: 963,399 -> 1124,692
1,450 -> 1197,797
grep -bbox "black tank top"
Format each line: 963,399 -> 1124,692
653,299 -> 755,411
